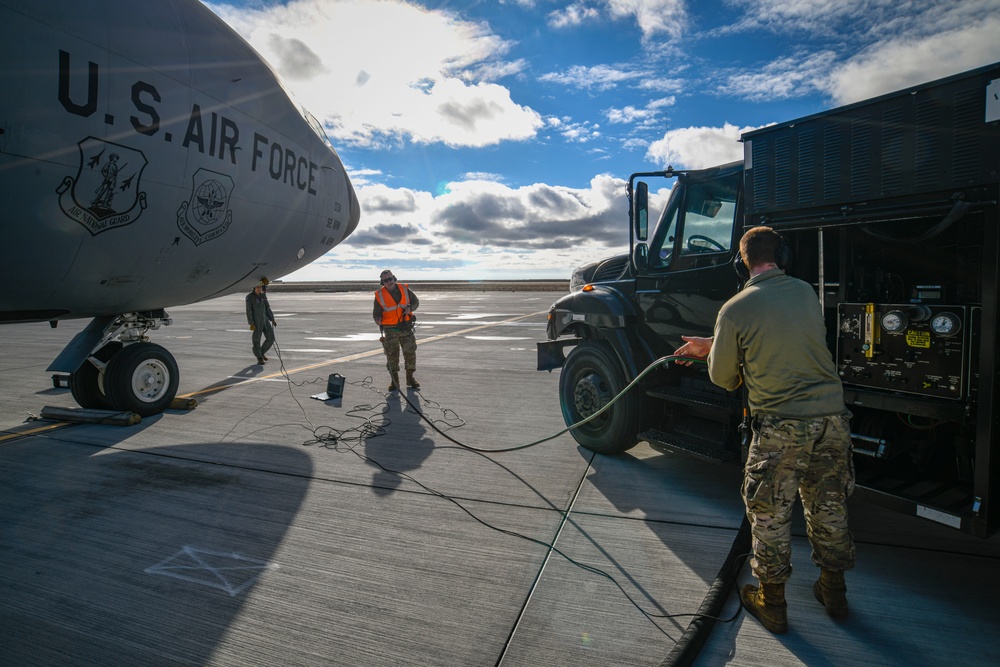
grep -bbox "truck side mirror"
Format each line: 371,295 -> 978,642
633,181 -> 648,242
633,242 -> 648,271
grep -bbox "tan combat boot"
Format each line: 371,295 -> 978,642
740,581 -> 788,634
406,370 -> 420,388
814,569 -> 848,618
388,371 -> 400,392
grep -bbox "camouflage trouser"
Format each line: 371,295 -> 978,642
381,326 -> 416,372
743,413 -> 856,584
251,321 -> 275,360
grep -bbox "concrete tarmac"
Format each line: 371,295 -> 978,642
1,289 -> 999,666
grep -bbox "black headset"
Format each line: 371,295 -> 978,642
733,233 -> 792,281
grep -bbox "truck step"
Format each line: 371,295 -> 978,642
640,428 -> 737,464
646,386 -> 742,412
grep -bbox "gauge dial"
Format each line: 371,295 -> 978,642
880,310 -> 907,333
930,312 -> 960,336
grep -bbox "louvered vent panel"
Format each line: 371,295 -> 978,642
880,108 -> 904,194
850,117 -> 872,198
822,124 -> 843,201
914,99 -> 942,190
952,88 -> 981,183
742,64 -> 999,220
773,135 -> 792,207
797,128 -> 816,205
752,138 -> 771,209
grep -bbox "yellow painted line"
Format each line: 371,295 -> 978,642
0,421 -> 71,443
180,311 -> 545,399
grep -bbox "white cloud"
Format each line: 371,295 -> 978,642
605,96 -> 674,132
646,122 -> 759,169
548,2 -> 601,29
204,0 -> 542,149
606,0 -> 688,41
723,51 -> 837,101
548,0 -> 688,41
288,174 -> 641,280
720,0 -> 1000,105
723,0 -> 898,34
826,17 -> 1000,105
539,64 -> 647,91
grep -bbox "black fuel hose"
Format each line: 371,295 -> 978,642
659,516 -> 751,667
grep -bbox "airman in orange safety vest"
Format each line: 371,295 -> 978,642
373,269 -> 420,391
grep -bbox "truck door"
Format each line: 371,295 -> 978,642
634,166 -> 742,357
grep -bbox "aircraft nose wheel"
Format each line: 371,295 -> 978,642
104,342 -> 180,416
69,341 -> 123,410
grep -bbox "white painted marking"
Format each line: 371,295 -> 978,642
465,336 -> 531,341
308,333 -> 382,341
447,313 -> 510,320
281,349 -> 338,353
145,546 -> 278,596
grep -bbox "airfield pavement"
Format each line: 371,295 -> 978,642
1,287 -> 999,666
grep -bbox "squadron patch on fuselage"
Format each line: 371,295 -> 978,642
177,168 -> 234,245
57,137 -> 148,234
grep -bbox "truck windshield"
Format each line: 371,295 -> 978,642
647,172 -> 738,270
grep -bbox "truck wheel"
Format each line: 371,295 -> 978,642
69,342 -> 123,410
105,342 -> 179,417
559,342 -> 640,455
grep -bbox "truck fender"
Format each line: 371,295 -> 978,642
539,286 -> 652,377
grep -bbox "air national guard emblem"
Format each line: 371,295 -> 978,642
56,137 -> 148,235
177,168 -> 234,245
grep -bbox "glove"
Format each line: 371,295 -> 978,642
250,324 -> 256,332
271,320 -> 277,327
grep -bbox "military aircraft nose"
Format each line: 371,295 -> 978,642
343,175 -> 361,240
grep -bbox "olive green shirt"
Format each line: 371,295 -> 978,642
708,268 -> 846,418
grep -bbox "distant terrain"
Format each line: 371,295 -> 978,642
267,280 -> 570,293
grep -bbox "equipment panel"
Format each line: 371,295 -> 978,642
837,303 -> 966,399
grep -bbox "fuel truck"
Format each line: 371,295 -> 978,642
537,62 -> 1000,538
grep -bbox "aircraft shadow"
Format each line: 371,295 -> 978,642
0,426 -> 311,665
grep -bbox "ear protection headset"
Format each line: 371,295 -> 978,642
733,234 -> 792,281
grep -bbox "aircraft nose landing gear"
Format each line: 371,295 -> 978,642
63,312 -> 180,417
105,342 -> 179,416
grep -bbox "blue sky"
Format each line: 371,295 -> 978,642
205,0 -> 1000,281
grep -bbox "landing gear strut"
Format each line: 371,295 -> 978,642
63,312 -> 180,417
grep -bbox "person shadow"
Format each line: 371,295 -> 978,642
364,389 -> 436,496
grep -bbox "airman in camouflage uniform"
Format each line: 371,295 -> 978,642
676,226 -> 855,634
374,270 -> 420,391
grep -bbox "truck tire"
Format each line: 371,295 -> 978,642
559,341 -> 640,455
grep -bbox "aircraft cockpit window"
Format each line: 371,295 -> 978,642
304,108 -> 337,152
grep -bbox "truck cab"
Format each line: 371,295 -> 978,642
539,162 -> 747,460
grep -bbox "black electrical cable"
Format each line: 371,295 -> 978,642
393,353 -> 707,453
255,342 -> 744,634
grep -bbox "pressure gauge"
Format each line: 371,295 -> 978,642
930,312 -> 961,337
880,310 -> 907,333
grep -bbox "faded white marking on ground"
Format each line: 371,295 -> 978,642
145,546 -> 278,596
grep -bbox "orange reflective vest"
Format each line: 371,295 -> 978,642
375,283 -> 412,327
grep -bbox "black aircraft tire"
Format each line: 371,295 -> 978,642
69,342 -> 123,410
105,342 -> 180,417
559,341 -> 640,455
